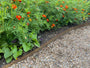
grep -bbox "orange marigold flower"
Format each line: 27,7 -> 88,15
27,23 -> 29,26
13,26 -> 15,29
12,4 -> 17,10
63,8 -> 66,11
23,17 -> 24,19
51,24 -> 55,28
74,8 -> 77,11
45,1 -> 49,3
88,13 -> 90,15
56,19 -> 58,22
65,5 -> 68,9
29,18 -> 32,22
76,11 -> 78,13
47,19 -> 49,22
42,15 -> 46,18
27,12 -> 31,14
16,15 -> 22,20
60,5 -> 63,7
62,1 -> 65,3
27,15 -> 30,17
18,0 -> 22,2
82,9 -> 85,11
13,0 -> 16,2
63,15 -> 64,18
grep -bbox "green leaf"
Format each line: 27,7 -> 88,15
0,49 -> 3,53
34,41 -> 40,47
22,43 -> 30,52
6,56 -> 12,63
4,48 -> 12,59
29,33 -> 37,41
11,46 -> 22,59
69,19 -> 73,23
1,43 -> 8,48
13,49 -> 22,59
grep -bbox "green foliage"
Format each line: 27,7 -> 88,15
0,0 -> 90,63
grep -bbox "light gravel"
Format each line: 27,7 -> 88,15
9,26 -> 90,68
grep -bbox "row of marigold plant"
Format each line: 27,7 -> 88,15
0,0 -> 90,63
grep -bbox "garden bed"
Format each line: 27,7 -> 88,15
0,0 -> 90,68
1,21 -> 90,68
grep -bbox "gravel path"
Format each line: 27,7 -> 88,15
8,25 -> 90,68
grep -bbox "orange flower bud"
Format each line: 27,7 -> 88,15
47,19 -> 49,22
60,5 -> 63,7
27,12 -> 31,14
62,1 -> 65,3
42,15 -> 46,18
63,8 -> 66,11
82,9 -> 85,11
76,11 -> 78,13
65,5 -> 68,9
51,24 -> 55,28
45,1 -> 49,3
88,13 -> 90,15
74,8 -> 77,11
27,23 -> 29,26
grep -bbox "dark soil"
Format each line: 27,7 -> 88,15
0,18 -> 90,68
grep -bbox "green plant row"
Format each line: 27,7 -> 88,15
0,0 -> 90,63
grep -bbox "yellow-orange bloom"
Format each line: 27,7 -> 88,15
51,24 -> 55,28
88,13 -> 90,15
6,6 -> 9,9
62,1 -> 65,3
27,15 -> 30,17
45,1 -> 49,3
74,8 -> 77,11
29,19 -> 32,22
82,9 -> 85,11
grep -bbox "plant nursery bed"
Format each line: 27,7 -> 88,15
1,19 -> 90,68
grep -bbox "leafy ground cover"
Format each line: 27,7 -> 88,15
0,0 -> 90,63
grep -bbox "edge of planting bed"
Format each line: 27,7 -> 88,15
2,22 -> 90,68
